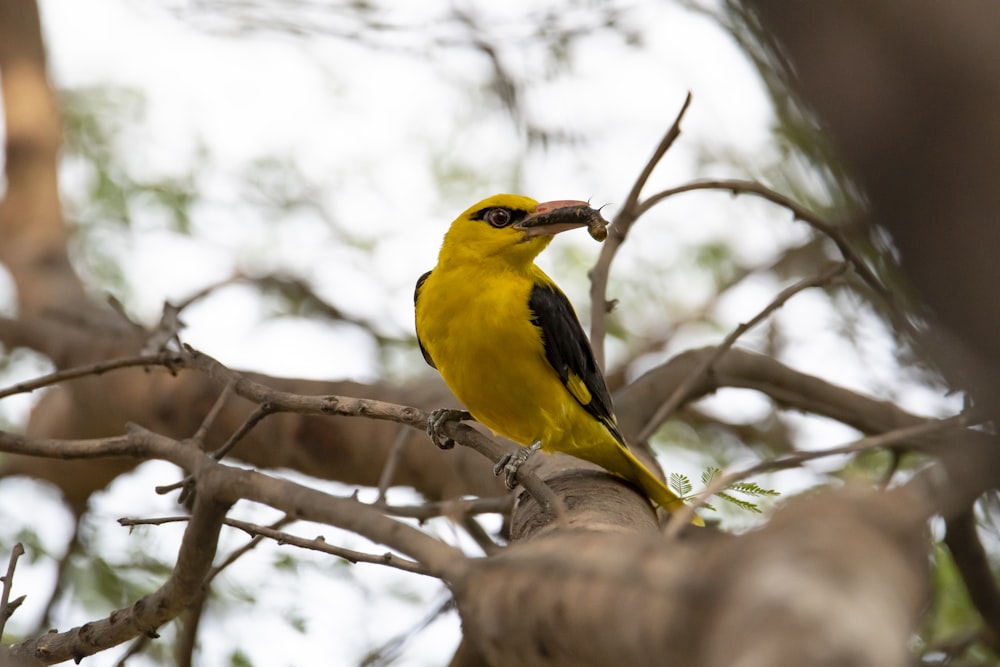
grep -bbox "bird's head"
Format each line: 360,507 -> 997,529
438,194 -> 594,266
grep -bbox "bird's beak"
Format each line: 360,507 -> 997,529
515,200 -> 596,237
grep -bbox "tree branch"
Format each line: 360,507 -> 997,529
665,414 -> 968,535
0,352 -> 185,400
589,93 -> 692,367
616,346 -> 940,443
5,483 -> 230,666
636,177 -> 907,329
635,261 -> 848,441
944,510 -> 1000,652
0,542 -> 26,639
0,0 -> 89,319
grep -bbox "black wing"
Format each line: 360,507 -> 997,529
529,283 -> 625,445
414,270 -> 436,369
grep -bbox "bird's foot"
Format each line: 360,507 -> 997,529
426,408 -> 472,449
494,440 -> 542,489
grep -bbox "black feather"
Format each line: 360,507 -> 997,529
528,283 -> 625,445
414,270 -> 436,369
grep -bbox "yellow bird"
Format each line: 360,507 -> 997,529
415,194 -> 697,521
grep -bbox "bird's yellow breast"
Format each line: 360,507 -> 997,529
416,261 -> 574,448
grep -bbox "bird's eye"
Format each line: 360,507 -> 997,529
485,208 -> 512,228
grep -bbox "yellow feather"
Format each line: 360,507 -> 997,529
416,194 -> 702,525
565,372 -> 592,406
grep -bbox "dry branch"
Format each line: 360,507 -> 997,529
4,487 -> 230,666
0,543 -> 26,639
635,261 -> 848,441
588,93 -> 692,365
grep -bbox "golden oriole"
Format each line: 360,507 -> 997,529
415,193 -> 696,520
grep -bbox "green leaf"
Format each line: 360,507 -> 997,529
669,472 -> 693,497
728,481 -> 781,497
716,491 -> 763,513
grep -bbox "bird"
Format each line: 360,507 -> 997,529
414,193 -> 698,521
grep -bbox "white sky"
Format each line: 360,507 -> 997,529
0,1 -> 961,665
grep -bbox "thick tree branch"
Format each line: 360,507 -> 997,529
617,346 -> 937,443
456,486 -> 928,667
0,425 -> 467,576
944,511 -> 1000,651
0,0 -> 92,319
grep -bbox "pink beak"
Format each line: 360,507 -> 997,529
514,199 -> 595,237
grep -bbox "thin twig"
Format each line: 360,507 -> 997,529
376,425 -> 412,503
637,261 -> 848,442
191,379 -> 236,445
118,515 -> 433,576
170,275 -> 242,313
161,400 -> 281,499
379,495 -> 513,521
636,177 -> 910,333
206,515 -> 294,584
0,352 -> 184,400
620,93 -> 694,225
460,515 -> 503,556
589,93 -> 693,367
0,542 -> 26,637
359,593 -> 454,667
664,414 -> 968,537
377,495 -> 509,555
33,519 -> 83,634
223,517 -> 432,575
112,635 -> 150,667
211,401 -> 277,462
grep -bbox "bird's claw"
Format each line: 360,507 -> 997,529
494,441 -> 541,489
426,408 -> 472,449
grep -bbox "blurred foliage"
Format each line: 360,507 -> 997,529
61,86 -> 199,233
169,0 -> 641,148
61,85 -> 200,301
919,543 -> 999,666
229,649 -> 255,667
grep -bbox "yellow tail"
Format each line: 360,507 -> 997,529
616,445 -> 705,527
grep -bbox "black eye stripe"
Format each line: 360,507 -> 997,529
470,207 -> 528,228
